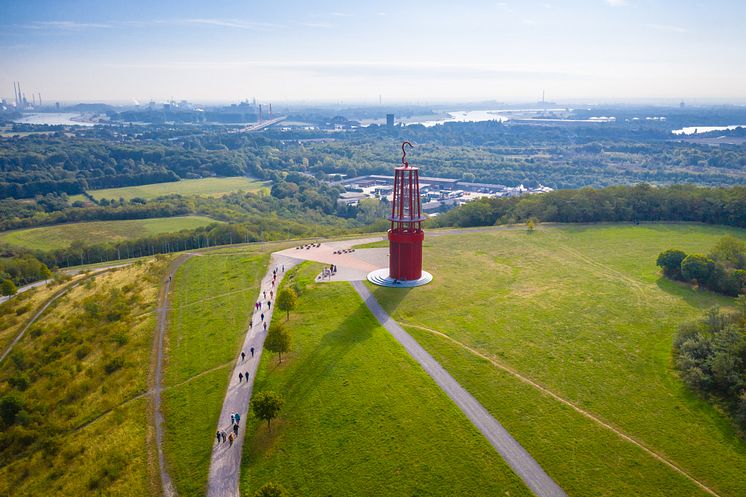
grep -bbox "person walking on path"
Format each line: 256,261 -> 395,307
261,313 -> 265,322
233,423 -> 239,436
263,322 -> 267,331
221,431 -> 227,443
235,412 -> 241,424
230,413 -> 235,424
228,432 -> 235,446
216,430 -> 221,444
250,346 -> 255,357
267,301 -> 272,310
241,351 -> 246,361
245,371 -> 249,381
239,372 -> 243,382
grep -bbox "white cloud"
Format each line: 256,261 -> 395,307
605,0 -> 629,6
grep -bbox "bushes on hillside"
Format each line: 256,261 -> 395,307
656,236 -> 746,296
673,300 -> 746,431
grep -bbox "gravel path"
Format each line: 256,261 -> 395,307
351,280 -> 568,497
206,254 -> 300,497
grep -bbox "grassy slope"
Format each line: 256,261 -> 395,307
240,263 -> 532,497
73,176 -> 269,202
0,278 -> 74,353
163,250 -> 268,497
371,223 -> 746,497
0,216 -> 219,251
0,259 -> 168,496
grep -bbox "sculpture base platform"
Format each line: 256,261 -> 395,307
367,268 -> 433,288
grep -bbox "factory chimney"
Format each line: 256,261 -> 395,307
38,93 -> 42,106
269,103 -> 272,119
258,104 -> 263,123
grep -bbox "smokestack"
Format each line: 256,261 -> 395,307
13,82 -> 17,106
258,104 -> 262,123
32,94 -> 36,106
38,93 -> 42,106
269,103 -> 272,119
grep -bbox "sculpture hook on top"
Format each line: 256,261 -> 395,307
401,141 -> 413,168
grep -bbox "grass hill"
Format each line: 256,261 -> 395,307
0,216 -> 219,251
368,224 -> 746,496
0,259 -> 169,496
240,263 -> 531,496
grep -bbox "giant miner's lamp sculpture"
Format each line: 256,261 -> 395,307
367,142 -> 433,287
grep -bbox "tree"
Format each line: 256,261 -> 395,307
253,391 -> 284,431
252,482 -> 289,497
1,279 -> 18,297
0,394 -> 23,426
526,218 -> 536,233
276,288 -> 297,321
681,254 -> 716,286
265,322 -> 291,363
656,249 -> 687,280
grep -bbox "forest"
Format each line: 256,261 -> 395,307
2,119 -> 746,201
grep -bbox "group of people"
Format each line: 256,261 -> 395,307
333,248 -> 355,255
216,411 -> 242,447
296,243 -> 321,250
216,264 -> 287,451
320,264 -> 338,280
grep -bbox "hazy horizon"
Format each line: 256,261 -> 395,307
2,0 -> 746,105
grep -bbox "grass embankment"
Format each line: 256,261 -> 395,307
163,251 -> 268,497
0,215 -> 219,251
0,277 -> 75,354
0,258 -> 169,496
371,223 -> 746,497
71,176 -> 269,202
240,263 -> 532,496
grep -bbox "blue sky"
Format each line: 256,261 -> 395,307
1,0 -> 745,104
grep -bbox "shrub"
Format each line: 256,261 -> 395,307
253,482 -> 289,497
104,357 -> 125,375
656,249 -> 687,280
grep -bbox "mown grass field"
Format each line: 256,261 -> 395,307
240,263 -> 532,496
163,250 -> 268,497
71,176 -> 269,202
0,215 -> 219,251
369,223 -> 746,497
0,259 -> 169,496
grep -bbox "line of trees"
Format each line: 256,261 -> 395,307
429,184 -> 746,229
657,236 -> 746,296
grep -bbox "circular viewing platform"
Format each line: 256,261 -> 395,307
367,268 -> 433,288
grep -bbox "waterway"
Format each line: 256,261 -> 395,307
672,125 -> 746,135
13,113 -> 95,126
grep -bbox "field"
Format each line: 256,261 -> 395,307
0,216 -> 219,251
240,263 -> 531,496
368,224 -> 746,496
162,250 -> 269,496
71,176 -> 269,202
0,259 -> 169,496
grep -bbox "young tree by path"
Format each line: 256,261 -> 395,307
252,481 -> 289,497
265,322 -> 291,363
0,279 -> 17,297
252,391 -> 284,431
276,287 -> 297,321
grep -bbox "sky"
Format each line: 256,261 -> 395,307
1,0 -> 746,104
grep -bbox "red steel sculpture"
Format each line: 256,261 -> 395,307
388,141 -> 425,280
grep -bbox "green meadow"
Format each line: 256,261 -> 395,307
240,263 -> 531,496
368,223 -> 746,496
0,215 -> 219,251
72,176 -> 269,202
162,250 -> 268,496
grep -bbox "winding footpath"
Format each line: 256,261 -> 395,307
151,254 -> 196,497
351,281 -> 568,497
206,254 -> 300,497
